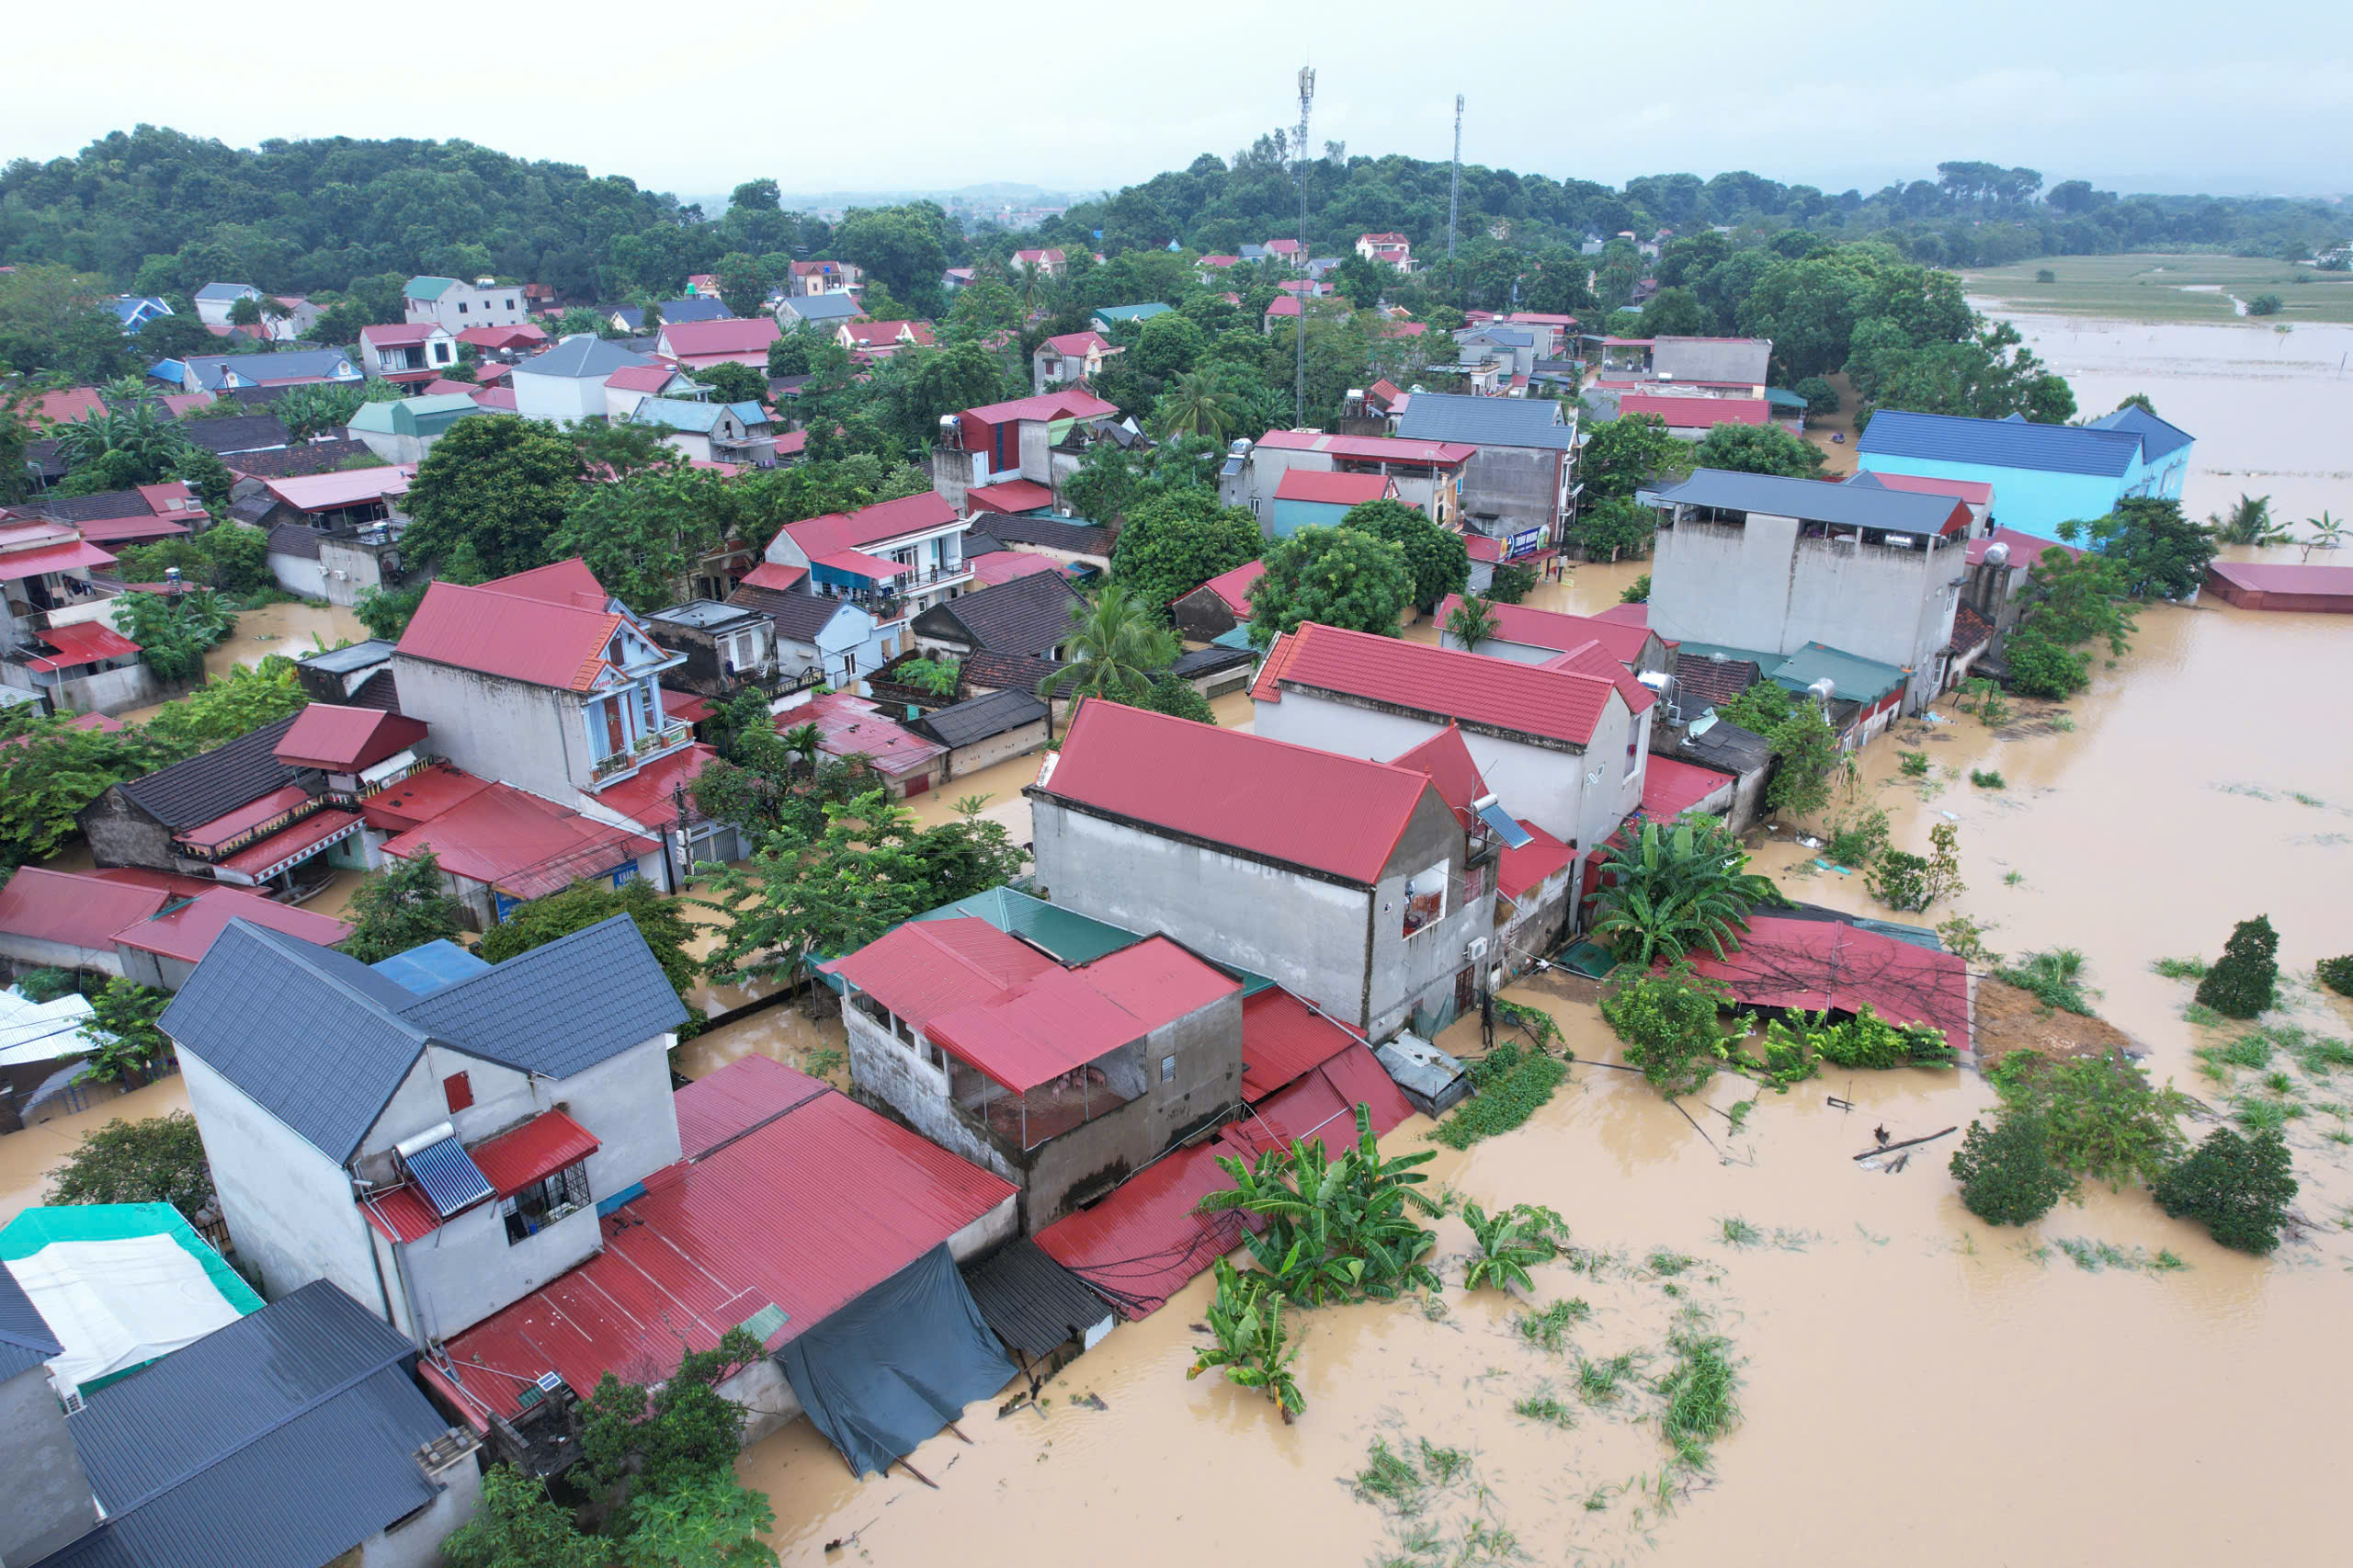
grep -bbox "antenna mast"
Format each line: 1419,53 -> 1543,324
1447,93 -> 1464,298
1295,64 -> 1315,426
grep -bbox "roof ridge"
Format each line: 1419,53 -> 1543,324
233,920 -> 434,1043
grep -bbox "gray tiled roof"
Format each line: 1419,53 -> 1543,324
175,414 -> 290,456
267,522 -> 323,559
611,298 -> 731,332
971,512 -> 1110,556
115,717 -> 304,831
961,650 -> 1063,695
515,336 -> 655,381
728,583 -> 851,644
0,1261 -> 63,1381
914,572 -> 1081,658
1395,391 -> 1577,450
1647,468 -> 1961,537
46,1281 -> 449,1568
915,687 -> 1049,749
224,439 -> 374,479
160,915 -> 686,1160
778,293 -> 864,324
35,490 -> 155,525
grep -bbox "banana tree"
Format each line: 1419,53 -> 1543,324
1187,1261 -> 1305,1422
1587,817 -> 1784,968
1196,1106 -> 1438,1304
1461,1202 -> 1560,1293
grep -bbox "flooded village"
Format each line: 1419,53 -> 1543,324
1,124 -> 2350,1568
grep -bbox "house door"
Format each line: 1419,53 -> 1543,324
1454,965 -> 1476,1017
604,700 -> 628,756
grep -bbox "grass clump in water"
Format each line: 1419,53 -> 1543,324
1513,1384 -> 1575,1427
1994,949 -> 2095,1014
1515,1298 -> 1591,1353
1430,1041 -> 1570,1150
1718,1216 -> 1762,1247
1655,1327 -> 1741,1469
1971,768 -> 2007,790
1574,1352 -> 1642,1405
1645,1248 -> 1697,1278
2153,956 -> 2209,981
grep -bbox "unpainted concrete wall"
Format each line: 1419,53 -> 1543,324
0,1366 -> 97,1564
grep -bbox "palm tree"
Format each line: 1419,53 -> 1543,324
2302,511 -> 2346,562
1587,817 -> 1785,968
2208,494 -> 2284,546
779,722 -> 824,778
1039,585 -> 1180,708
1152,371 -> 1235,443
52,403 -> 188,476
1446,594 -> 1501,653
1013,260 -> 1052,322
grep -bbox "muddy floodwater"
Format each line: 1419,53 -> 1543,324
737,322 -> 2353,1565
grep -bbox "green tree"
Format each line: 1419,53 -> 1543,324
1578,414 -> 1688,502
581,1326 -> 764,1506
620,1473 -> 778,1568
1040,586 -> 1181,707
1600,963 -> 1730,1098
1444,594 -> 1500,652
1151,370 -> 1237,442
1187,1261 -> 1306,1422
1565,496 -> 1654,562
1247,525 -> 1414,646
2194,915 -> 2279,1019
0,709 -> 187,862
402,415 -> 585,578
1996,1050 -> 2189,1192
1141,673 -> 1216,724
478,878 -> 702,1007
712,252 -> 769,321
1762,700 -> 1839,820
547,466 -> 726,614
47,1111 -> 214,1221
1131,312 -> 1206,381
2208,494 -> 2283,547
2076,497 -> 2217,601
143,658 -> 310,751
1489,562 -> 1539,604
1689,422 -> 1825,478
2246,294 -> 2282,317
1792,376 -> 1840,415
1063,445 -> 1140,527
1339,499 -> 1468,612
2152,1127 -> 2298,1255
1108,489 -> 1260,612
353,584 -> 426,641
699,790 -> 930,983
440,1467 -> 608,1568
1586,818 -> 1784,967
337,848 -> 471,963
1949,1108 -> 2075,1226
689,361 -> 767,406
109,587 -> 236,681
909,797 -> 1029,904
78,978 -> 173,1083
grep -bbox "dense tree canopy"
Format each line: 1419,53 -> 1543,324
1247,525 -> 1414,645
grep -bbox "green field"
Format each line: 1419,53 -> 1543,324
1961,254 -> 2353,325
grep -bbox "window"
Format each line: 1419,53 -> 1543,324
506,298 -> 516,310
443,1072 -> 473,1113
1624,739 -> 1640,778
458,301 -> 469,314
1402,860 -> 1448,937
1161,1054 -> 1177,1083
504,1161 -> 591,1244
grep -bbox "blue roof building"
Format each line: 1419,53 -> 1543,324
106,297 -> 174,335
1856,407 -> 2193,537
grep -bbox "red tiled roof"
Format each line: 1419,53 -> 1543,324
472,387 -> 518,412
967,479 -> 1053,514
659,318 -> 781,358
783,490 -> 959,558
1273,470 -> 1392,506
796,692 -> 946,777
1947,603 -> 1995,654
23,619 -> 141,672
272,705 -> 427,771
396,562 -> 627,689
108,886 -> 352,963
75,514 -> 191,544
824,916 -> 1058,1032
360,763 -> 491,833
421,1078 -> 1016,1424
31,387 -> 108,426
455,324 -> 547,350
1497,821 -> 1574,903
0,540 -> 117,582
216,807 -> 363,880
737,561 -> 806,592
1640,755 -> 1731,823
968,551 -> 1063,586
470,1110 -> 599,1197
1260,622 -> 1626,747
1439,596 -> 1652,667
961,389 -> 1119,426
1686,915 -> 1972,1057
1388,725 -> 1487,828
1038,699 -> 1436,883
1238,986 -> 1365,1100
1040,331 -> 1110,358
0,868 -> 171,951
379,783 -> 653,901
1618,394 -> 1768,429
1250,429 -> 1476,465
840,320 -> 935,349
1196,558 -> 1266,615
1535,639 -> 1655,715
1968,528 -> 2080,567
675,1054 -> 829,1159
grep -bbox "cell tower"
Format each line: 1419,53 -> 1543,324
1295,64 -> 1315,426
1447,93 -> 1464,295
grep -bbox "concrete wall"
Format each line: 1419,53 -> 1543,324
0,933 -> 123,979
941,718 -> 1047,780
511,373 -> 608,427
1361,792 -> 1496,1039
177,1047 -> 387,1312
360,1449 -> 481,1568
271,551 -> 330,600
1653,339 -> 1770,383
77,789 -> 180,874
0,659 -> 168,720
1029,801 -> 1375,1027
0,1365 -> 97,1564
1459,446 -> 1564,541
392,657 -> 591,803
381,1196 -> 600,1345
316,538 -> 398,608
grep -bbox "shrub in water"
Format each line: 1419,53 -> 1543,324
2152,1126 -> 2298,1254
2195,915 -> 2279,1019
1949,1108 -> 2075,1225
2317,955 -> 2353,998
1970,768 -> 2006,790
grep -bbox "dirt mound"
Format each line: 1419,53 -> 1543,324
1972,977 -> 2138,1068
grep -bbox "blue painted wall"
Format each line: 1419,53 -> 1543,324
1265,498 -> 1351,539
1855,446 -> 2186,538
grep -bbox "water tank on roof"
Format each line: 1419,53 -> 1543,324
1229,437 -> 1253,457
1984,541 -> 2011,569
1808,677 -> 1836,708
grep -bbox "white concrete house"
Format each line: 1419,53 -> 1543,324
403,275 -> 530,331
510,335 -> 660,426
159,914 -> 689,1347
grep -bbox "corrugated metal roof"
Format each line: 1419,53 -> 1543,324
377,783 -> 654,902
1039,699 -> 1434,884
783,490 -> 961,559
824,917 -> 1059,1031
1265,621 -> 1623,747
911,887 -> 1145,967
0,1256 -> 63,1380
0,868 -> 172,952
1273,469 -> 1392,506
1497,820 -> 1574,903
961,1238 -> 1114,1358
1686,914 -> 1972,1057
422,1083 -> 1015,1425
50,1281 -> 448,1568
1641,756 -> 1733,823
400,915 -> 687,1079
1238,986 -> 1364,1100
1768,642 -> 1908,705
1651,468 -> 1967,535
1196,558 -> 1266,615
1846,469 -> 1993,505
675,1054 -> 829,1159
1388,725 -> 1487,828
2088,403 -> 2195,461
471,1110 -> 600,1197
395,578 -> 622,691
272,705 -> 427,771
1859,409 -> 2143,478
924,966 -> 1147,1094
1251,429 -> 1478,464
1077,937 -> 1241,1028
108,886 -> 353,963
1968,527 -> 2078,566
1395,391 -> 1577,450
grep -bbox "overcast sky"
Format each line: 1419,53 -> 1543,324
10,1 -> 2348,204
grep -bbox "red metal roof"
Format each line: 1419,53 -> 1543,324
824,917 -> 1057,1032
470,1111 -> 600,1197
810,546 -> 908,578
593,742 -> 717,833
796,693 -> 945,777
1039,699 -> 1436,884
1497,821 -> 1574,903
23,619 -> 141,672
1260,622 -> 1625,747
1438,595 -> 1650,666
1250,429 -> 1476,466
926,965 -> 1154,1093
675,1055 -> 829,1159
1465,533 -> 1501,563
421,1080 -> 1015,1424
359,1186 -> 441,1244
360,763 -> 491,833
456,324 -> 547,350
737,561 -> 807,592
1388,725 -> 1487,828
603,363 -> 681,393
1968,528 -> 2081,567
659,318 -> 781,358
1535,639 -> 1655,716
961,389 -> 1119,426
360,323 -> 445,347
2205,560 -> 2353,598
0,540 -> 118,582
1685,915 -> 1972,1057
260,467 -> 414,513
217,807 -> 363,879
379,783 -> 652,901
1617,394 -> 1769,429
29,387 -> 107,426
1640,755 -> 1732,824
968,551 -> 1064,586
839,320 -> 934,349
75,513 -> 192,544
177,784 -> 314,852
967,479 -> 1054,513
108,886 -> 353,963
1195,558 -> 1266,615
1273,470 -> 1392,506
659,689 -> 712,728
1041,332 -> 1109,358
397,580 -> 623,689
1264,296 -> 1302,319
1594,601 -> 1649,628
0,868 -> 171,951
1077,937 -> 1241,1028
273,706 -> 428,771
783,490 -> 960,558
480,558 -> 609,609
1239,986 -> 1365,1100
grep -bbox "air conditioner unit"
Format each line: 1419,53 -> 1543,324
60,1391 -> 85,1415
1465,937 -> 1489,963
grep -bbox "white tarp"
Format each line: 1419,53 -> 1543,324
0,988 -> 97,1069
3,1234 -> 245,1396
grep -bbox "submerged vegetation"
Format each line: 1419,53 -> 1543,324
1430,1041 -> 1571,1149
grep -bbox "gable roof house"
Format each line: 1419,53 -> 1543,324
403,275 -> 529,332
1033,329 -> 1118,394
1392,392 -> 1578,556
1267,467 -> 1401,536
910,569 -> 1084,660
1169,558 -> 1267,641
600,360 -> 703,421
835,319 -> 937,359
657,315 -> 782,369
764,489 -> 972,631
161,915 -> 688,1353
1856,406 -> 2192,537
774,290 -> 867,327
629,397 -> 775,466
149,348 -> 360,393
932,388 -> 1126,512
725,564 -> 886,690
1220,428 -> 1474,533
358,322 -> 459,385
1250,620 -> 1653,855
608,296 -> 732,335
1436,594 -> 1673,678
510,335 -> 658,425
1027,700 -> 1500,1040
783,257 -> 863,296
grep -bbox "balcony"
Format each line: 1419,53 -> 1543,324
586,720 -> 696,786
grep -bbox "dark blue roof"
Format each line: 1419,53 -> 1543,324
1858,409 -> 2144,478
2089,403 -> 2194,462
1394,391 -> 1577,450
45,1281 -> 451,1568
0,1260 -> 63,1381
161,915 -> 687,1161
612,297 -> 732,332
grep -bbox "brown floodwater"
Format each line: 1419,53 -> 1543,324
735,331 -> 2353,1565
110,599 -> 372,726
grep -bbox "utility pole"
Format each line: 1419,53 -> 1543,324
1447,93 -> 1464,300
1295,64 -> 1315,427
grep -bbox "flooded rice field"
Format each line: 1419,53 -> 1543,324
737,324 -> 2353,1563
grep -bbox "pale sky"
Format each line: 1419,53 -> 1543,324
9,1 -> 2349,204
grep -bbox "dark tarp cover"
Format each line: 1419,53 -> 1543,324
778,1243 -> 1015,1476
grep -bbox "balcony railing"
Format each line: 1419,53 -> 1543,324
588,721 -> 696,783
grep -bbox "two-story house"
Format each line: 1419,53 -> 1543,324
1357,232 -> 1412,269
1856,405 -> 2193,537
628,397 -> 775,465
1392,392 -> 1579,558
1026,700 -> 1501,1040
761,491 -> 972,661
1031,330 -> 1118,393
511,335 -> 661,426
403,276 -> 530,331
1011,247 -> 1067,278
931,389 -> 1124,512
358,323 -> 460,385
786,258 -> 863,296
159,915 -> 688,1346
1218,428 -> 1472,532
